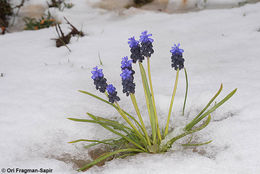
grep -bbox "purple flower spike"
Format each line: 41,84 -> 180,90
139,30 -> 154,43
120,56 -> 136,96
170,43 -> 185,71
140,31 -> 154,57
128,37 -> 144,63
91,66 -> 107,93
128,37 -> 139,48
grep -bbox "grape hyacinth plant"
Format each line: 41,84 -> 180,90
68,31 -> 237,171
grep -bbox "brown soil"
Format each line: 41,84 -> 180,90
48,145 -> 113,170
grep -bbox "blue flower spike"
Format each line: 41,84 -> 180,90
120,57 -> 135,96
140,30 -> 154,58
170,43 -> 185,71
128,37 -> 144,63
106,84 -> 120,103
91,66 -> 108,93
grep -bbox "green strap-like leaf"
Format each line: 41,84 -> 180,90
78,90 -> 143,131
68,138 -> 115,145
68,115 -> 143,147
70,138 -> 118,149
182,68 -> 188,116
130,93 -> 151,146
139,62 -> 157,145
67,117 -> 98,123
193,84 -> 223,121
94,116 -> 133,132
147,58 -> 161,143
114,102 -> 147,146
67,117 -> 130,135
185,84 -> 223,130
78,148 -> 143,171
94,116 -> 140,141
84,142 -> 100,149
185,88 -> 237,131
87,113 -> 147,152
116,152 -> 137,159
182,140 -> 213,147
162,115 -> 211,151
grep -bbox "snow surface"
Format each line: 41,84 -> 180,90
1,0 -> 260,173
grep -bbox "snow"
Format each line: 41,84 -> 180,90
1,0 -> 260,173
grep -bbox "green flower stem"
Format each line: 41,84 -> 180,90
115,102 -> 147,146
164,68 -> 179,137
147,57 -> 161,143
139,62 -> 157,145
182,68 -> 188,116
130,93 -> 151,146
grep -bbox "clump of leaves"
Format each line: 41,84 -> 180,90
24,12 -> 58,30
48,0 -> 74,11
0,0 -> 13,34
68,31 -> 237,171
